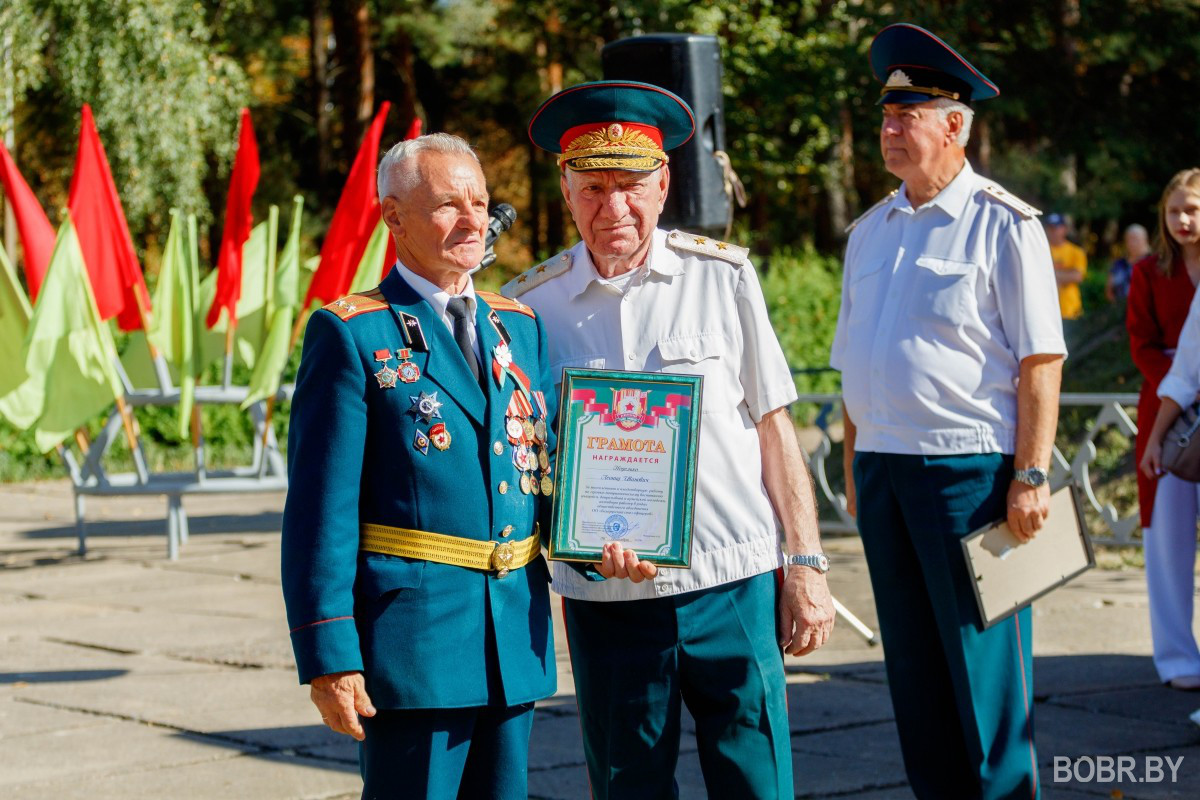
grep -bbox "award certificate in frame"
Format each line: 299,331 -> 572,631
548,368 -> 702,568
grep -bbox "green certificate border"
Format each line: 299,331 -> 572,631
548,368 -> 702,568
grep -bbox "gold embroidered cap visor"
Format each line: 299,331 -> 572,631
528,80 -> 695,172
869,23 -> 998,106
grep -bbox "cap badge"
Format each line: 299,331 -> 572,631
888,69 -> 913,87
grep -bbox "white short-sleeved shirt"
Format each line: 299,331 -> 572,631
504,228 -> 798,600
1159,288 -> 1200,408
830,161 -> 1067,455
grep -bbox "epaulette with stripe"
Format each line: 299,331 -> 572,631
501,251 -> 573,299
980,183 -> 1041,220
845,189 -> 898,234
478,290 -> 536,319
664,229 -> 747,266
323,288 -> 389,321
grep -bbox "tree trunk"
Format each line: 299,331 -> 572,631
331,0 -> 375,165
975,114 -> 991,175
310,0 -> 334,205
826,104 -> 857,240
393,29 -> 419,137
527,140 -> 542,257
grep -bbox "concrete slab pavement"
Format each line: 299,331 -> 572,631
2,481 -> 1199,798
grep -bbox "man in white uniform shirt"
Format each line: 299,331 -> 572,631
503,80 -> 834,799
832,24 -> 1066,800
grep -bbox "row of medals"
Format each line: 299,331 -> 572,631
508,410 -> 553,496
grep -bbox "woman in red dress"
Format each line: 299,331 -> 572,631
1128,168 -> 1200,688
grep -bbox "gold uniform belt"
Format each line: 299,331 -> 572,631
359,523 -> 541,578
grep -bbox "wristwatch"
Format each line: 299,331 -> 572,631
1012,466 -> 1049,487
784,553 -> 830,573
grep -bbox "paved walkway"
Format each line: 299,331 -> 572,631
2,481 -> 1199,798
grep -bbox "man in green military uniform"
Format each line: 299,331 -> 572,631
281,133 -> 557,798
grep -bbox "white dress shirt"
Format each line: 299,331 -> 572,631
395,261 -> 481,365
831,161 -> 1067,455
1159,288 -> 1200,408
507,228 -> 798,600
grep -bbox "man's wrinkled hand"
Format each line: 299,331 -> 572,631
596,542 -> 658,583
778,567 -> 835,657
1006,481 -> 1050,543
310,671 -> 376,741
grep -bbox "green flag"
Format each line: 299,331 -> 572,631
146,210 -> 196,437
24,218 -> 124,452
117,331 -> 161,390
199,207 -> 278,374
0,244 -> 42,428
243,196 -> 303,409
347,218 -> 390,294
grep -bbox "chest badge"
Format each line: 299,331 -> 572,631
374,365 -> 398,389
408,390 -> 443,422
413,428 -> 430,455
429,422 -> 451,451
395,348 -> 421,383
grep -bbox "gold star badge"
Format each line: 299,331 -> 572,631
716,242 -> 728,250
694,237 -> 707,245
518,275 -> 527,284
536,265 -> 546,273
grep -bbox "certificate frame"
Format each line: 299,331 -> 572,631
548,368 -> 702,568
961,483 -> 1095,629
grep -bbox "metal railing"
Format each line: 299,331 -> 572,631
794,392 -> 1143,546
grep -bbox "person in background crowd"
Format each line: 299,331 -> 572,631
1047,212 -> 1088,324
1130,168 -> 1200,690
1108,223 -> 1150,304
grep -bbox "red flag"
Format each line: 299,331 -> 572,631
0,142 -> 55,300
68,104 -> 150,331
206,109 -> 261,328
304,102 -> 391,308
377,118 -> 418,281
380,235 -> 397,282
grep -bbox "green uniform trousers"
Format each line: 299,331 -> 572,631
853,451 -> 1039,800
563,570 -> 792,800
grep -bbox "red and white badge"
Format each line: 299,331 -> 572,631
429,423 -> 451,451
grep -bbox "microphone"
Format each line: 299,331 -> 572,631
474,203 -> 517,273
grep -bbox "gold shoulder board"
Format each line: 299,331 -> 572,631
981,184 -> 1041,220
845,189 -> 898,235
664,230 -> 747,266
477,290 -> 536,319
323,290 -> 389,321
502,251 -> 572,299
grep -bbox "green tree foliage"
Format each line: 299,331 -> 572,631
4,0 -> 248,236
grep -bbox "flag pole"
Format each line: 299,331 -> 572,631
133,286 -> 173,392
259,397 -> 276,477
222,320 -> 235,389
288,301 -> 313,355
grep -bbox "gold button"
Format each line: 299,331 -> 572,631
498,481 -> 508,495
493,441 -> 504,456
500,525 -> 514,538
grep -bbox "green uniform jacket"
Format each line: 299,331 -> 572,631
281,267 -> 557,709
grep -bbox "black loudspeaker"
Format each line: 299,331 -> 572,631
602,34 -> 730,232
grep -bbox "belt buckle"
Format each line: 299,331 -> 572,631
492,541 -> 515,578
